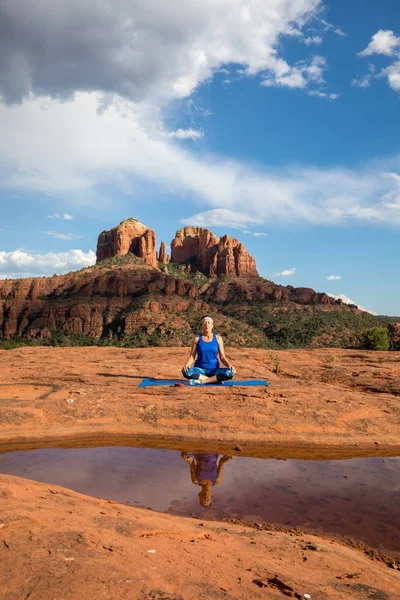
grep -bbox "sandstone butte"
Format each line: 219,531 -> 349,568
171,226 -> 258,277
96,218 -> 258,277
96,217 -> 159,268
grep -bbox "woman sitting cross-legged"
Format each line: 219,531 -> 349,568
182,316 -> 236,385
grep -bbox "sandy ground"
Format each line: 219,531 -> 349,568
1,346 -> 400,599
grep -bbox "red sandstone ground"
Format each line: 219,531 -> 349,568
1,346 -> 400,599
1,474 -> 400,600
0,347 -> 399,455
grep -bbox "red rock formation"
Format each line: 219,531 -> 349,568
96,218 -> 158,268
0,266 -> 198,339
0,220 -> 372,343
158,241 -> 169,264
170,227 -> 258,277
201,278 -> 350,307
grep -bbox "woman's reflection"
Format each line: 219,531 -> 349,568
181,452 -> 233,506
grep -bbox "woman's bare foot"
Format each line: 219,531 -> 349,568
190,374 -> 212,385
190,378 -> 204,385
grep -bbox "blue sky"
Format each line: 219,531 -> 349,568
0,0 -> 399,315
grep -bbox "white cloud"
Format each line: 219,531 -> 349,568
307,90 -> 339,100
382,61 -> 400,92
262,55 -> 327,89
272,268 -> 296,277
1,94 -> 400,227
0,0 -> 325,105
359,30 -> 400,57
326,293 -> 376,315
355,63 -> 377,88
303,36 -> 323,46
334,28 -> 346,38
326,275 -> 341,280
181,208 -> 263,229
0,249 -> 95,279
166,128 -> 203,140
352,75 -> 372,89
358,31 -> 400,94
44,231 -> 82,241
253,232 -> 268,237
380,172 -> 400,208
48,213 -> 74,220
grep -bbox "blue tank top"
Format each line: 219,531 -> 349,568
194,453 -> 219,486
194,334 -> 219,369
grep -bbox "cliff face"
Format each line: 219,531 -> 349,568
170,227 -> 258,277
0,267 -> 198,339
201,278 -> 344,306
96,218 -> 158,268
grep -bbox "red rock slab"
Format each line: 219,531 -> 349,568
0,347 -> 399,458
0,474 -> 399,600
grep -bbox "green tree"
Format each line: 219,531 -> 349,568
359,327 -> 390,351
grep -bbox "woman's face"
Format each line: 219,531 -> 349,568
199,488 -> 213,507
201,318 -> 214,336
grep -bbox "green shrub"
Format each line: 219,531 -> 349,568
359,327 -> 390,351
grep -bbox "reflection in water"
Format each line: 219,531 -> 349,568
181,452 -> 233,506
0,446 -> 399,555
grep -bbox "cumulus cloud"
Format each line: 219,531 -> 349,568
359,30 -> 400,57
382,61 -> 400,92
326,293 -> 376,315
262,55 -> 327,89
1,94 -> 400,226
0,0 -> 326,105
48,213 -> 74,220
326,275 -> 341,280
181,208 -> 263,229
358,30 -> 400,93
44,231 -> 82,240
166,129 -> 203,140
0,249 -> 95,279
272,268 -> 296,277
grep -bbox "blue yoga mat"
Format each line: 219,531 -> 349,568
138,378 -> 268,388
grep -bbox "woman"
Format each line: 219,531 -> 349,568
182,316 -> 236,385
181,451 -> 233,507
